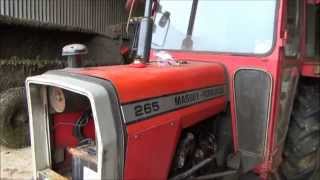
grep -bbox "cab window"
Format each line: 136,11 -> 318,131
285,0 -> 301,57
305,3 -> 320,58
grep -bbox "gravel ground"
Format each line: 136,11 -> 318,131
0,145 -> 33,179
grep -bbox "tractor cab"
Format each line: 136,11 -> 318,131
25,1 -> 320,180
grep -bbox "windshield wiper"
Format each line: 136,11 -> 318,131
182,0 -> 199,50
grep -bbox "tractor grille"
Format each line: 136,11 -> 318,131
26,71 -> 125,179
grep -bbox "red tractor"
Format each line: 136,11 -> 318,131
25,0 -> 319,180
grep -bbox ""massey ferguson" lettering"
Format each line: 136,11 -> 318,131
174,92 -> 200,106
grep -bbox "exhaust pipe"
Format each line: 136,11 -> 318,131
135,0 -> 153,63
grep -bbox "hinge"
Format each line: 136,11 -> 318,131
279,30 -> 288,47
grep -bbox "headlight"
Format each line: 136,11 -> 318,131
48,87 -> 90,113
49,87 -> 66,113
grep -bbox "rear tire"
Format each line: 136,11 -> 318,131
281,78 -> 320,180
0,87 -> 30,148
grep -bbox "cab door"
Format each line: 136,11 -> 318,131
272,0 -> 301,167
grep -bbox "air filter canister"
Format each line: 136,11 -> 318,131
68,144 -> 97,180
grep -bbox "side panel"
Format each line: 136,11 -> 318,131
273,66 -> 299,169
234,69 -> 272,172
124,96 -> 226,179
125,117 -> 181,180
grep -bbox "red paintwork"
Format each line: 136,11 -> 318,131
125,97 -> 226,179
73,61 -> 226,104
120,46 -> 130,58
129,61 -> 147,68
53,113 -> 95,148
301,60 -> 320,77
52,113 -> 96,169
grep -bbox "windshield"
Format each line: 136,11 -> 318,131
151,0 -> 277,55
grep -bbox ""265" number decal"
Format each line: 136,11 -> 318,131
134,101 -> 160,117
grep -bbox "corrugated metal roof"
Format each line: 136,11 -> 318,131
0,0 -> 128,36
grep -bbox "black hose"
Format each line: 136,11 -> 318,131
191,170 -> 237,180
169,155 -> 216,180
73,110 -> 91,143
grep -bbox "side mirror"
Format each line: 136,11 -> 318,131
158,11 -> 170,28
152,11 -> 170,47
